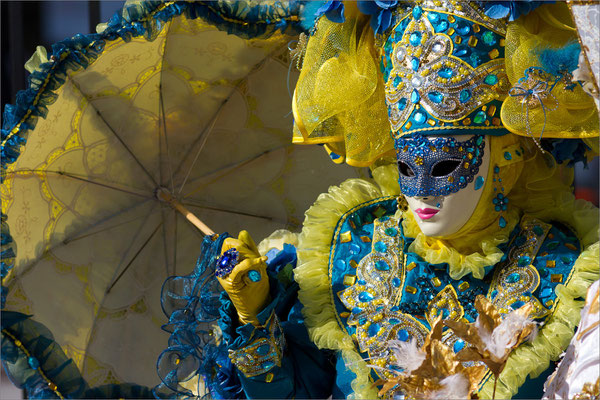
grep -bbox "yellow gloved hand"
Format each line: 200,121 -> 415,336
217,230 -> 270,327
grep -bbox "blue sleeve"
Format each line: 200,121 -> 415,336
218,246 -> 337,399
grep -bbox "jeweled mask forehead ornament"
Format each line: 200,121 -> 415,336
380,0 -> 511,139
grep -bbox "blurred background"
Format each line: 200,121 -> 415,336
1,1 -> 598,398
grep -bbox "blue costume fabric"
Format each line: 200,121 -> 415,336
205,197 -> 582,399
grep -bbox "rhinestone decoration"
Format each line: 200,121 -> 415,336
338,217 -> 429,379
489,216 -> 553,319
228,313 -> 285,377
383,9 -> 508,136
395,134 -> 485,197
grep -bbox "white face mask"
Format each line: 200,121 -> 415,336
400,135 -> 491,237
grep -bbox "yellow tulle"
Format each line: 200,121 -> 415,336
292,3 -> 394,167
501,2 -> 599,140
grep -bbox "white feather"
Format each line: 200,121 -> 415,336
478,308 -> 537,359
387,338 -> 426,374
430,374 -> 471,400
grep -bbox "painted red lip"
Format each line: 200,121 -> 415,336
415,208 -> 439,220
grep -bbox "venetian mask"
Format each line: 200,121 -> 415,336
396,134 -> 491,237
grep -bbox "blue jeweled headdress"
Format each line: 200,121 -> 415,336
380,1 -> 510,139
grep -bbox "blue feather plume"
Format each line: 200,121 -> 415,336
537,41 -> 581,76
299,1 -> 328,32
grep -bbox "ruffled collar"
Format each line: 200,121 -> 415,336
399,207 -> 520,280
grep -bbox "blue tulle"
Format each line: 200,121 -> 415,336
154,233 -> 245,399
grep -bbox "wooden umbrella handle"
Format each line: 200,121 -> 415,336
156,188 -> 215,236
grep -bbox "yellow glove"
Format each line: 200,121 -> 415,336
217,230 -> 270,326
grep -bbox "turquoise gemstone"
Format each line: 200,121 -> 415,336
507,272 -> 521,283
358,291 -> 374,302
456,21 -> 471,36
499,216 -> 507,228
476,136 -> 483,145
263,361 -> 275,370
375,260 -> 390,271
349,243 -> 361,255
374,241 -> 387,252
389,318 -> 400,325
518,255 -> 531,267
494,166 -> 500,173
474,176 -> 484,190
470,53 -> 482,67
459,89 -> 471,103
28,357 -> 40,370
453,339 -> 465,353
491,289 -> 498,299
359,318 -> 367,325
455,46 -> 470,57
482,30 -> 497,46
540,287 -> 553,298
256,343 -> 271,356
437,20 -> 449,32
411,89 -> 420,103
410,31 -> 422,46
438,67 -> 453,79
414,111 -> 427,124
428,12 -> 440,24
333,259 -> 346,272
368,323 -> 381,337
473,110 -> 487,124
248,270 -> 262,282
411,57 -> 420,71
398,97 -> 408,110
428,91 -> 443,103
511,301 -> 525,310
392,277 -> 401,287
385,227 -> 398,237
484,74 -> 499,85
413,6 -> 423,20
393,75 -> 402,86
352,307 -> 362,314
397,329 -> 410,341
504,151 -> 512,160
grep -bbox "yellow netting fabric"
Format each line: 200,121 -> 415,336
292,4 -> 394,167
501,2 -> 599,139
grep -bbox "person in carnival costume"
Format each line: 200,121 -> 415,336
157,1 -> 600,399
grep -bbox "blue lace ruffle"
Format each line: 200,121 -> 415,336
1,311 -> 153,399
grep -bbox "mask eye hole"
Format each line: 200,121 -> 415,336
431,159 -> 462,177
398,161 -> 415,177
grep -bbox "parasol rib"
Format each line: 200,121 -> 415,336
174,46 -> 284,194
175,97 -> 227,195
105,222 -> 162,294
66,77 -> 158,187
182,201 -> 285,224
182,145 -> 288,199
63,203 -> 153,245
4,169 -> 151,198
157,20 -> 176,193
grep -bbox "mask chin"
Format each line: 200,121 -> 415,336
401,135 -> 491,238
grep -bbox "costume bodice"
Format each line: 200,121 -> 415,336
328,197 -> 581,388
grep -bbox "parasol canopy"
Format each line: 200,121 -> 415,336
1,2 -> 365,396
